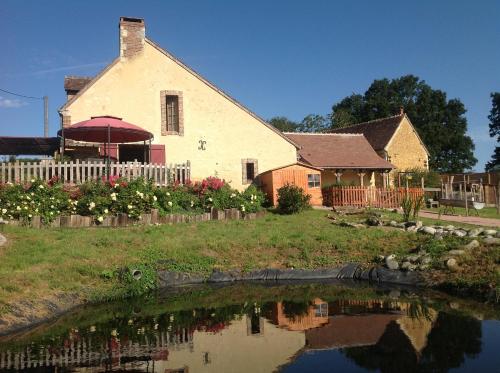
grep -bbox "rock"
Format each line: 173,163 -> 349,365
405,254 -> 420,263
496,231 -> 500,238
406,226 -> 418,232
482,237 -> 500,246
420,226 -> 436,235
366,217 -> 382,226
420,256 -> 432,265
397,223 -> 406,229
446,258 -> 460,272
468,228 -> 483,237
448,249 -> 466,256
418,264 -> 430,271
444,225 -> 456,231
463,240 -> 480,250
434,234 -> 444,240
0,233 -> 6,247
389,289 -> 401,298
385,255 -> 399,270
389,220 -> 399,227
415,221 -> 423,229
483,229 -> 497,236
401,261 -> 412,270
339,221 -> 365,228
452,229 -> 467,237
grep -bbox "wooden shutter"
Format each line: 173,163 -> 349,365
150,144 -> 166,164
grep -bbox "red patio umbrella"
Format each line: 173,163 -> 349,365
57,115 -> 154,177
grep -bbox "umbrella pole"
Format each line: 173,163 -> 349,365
107,124 -> 111,180
149,138 -> 152,163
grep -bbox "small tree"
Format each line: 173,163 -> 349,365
277,184 -> 311,214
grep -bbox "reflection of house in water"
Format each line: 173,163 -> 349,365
305,300 -> 438,358
0,299 -> 438,372
268,298 -> 329,331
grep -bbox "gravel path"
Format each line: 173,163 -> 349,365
419,210 -> 500,228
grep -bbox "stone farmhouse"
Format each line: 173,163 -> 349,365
59,17 -> 298,190
330,111 -> 430,184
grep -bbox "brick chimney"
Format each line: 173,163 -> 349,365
399,106 -> 404,115
119,17 -> 145,59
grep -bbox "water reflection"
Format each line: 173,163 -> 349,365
0,283 -> 497,372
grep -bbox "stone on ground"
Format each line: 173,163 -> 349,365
0,233 -> 6,247
385,255 -> 399,270
446,258 -> 460,272
468,228 -> 483,237
482,237 -> 500,246
448,249 -> 466,256
463,240 -> 480,250
420,226 -> 436,235
453,229 -> 467,237
483,229 -> 497,236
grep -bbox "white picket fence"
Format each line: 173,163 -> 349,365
0,160 -> 191,186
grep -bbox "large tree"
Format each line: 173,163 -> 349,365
329,75 -> 477,172
485,92 -> 500,171
268,116 -> 298,132
269,114 -> 328,133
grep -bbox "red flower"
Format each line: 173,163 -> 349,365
48,175 -> 60,186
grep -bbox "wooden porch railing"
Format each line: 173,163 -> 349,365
0,160 -> 191,186
322,186 -> 424,208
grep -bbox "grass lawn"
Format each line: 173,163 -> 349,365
0,208 -> 498,323
424,206 -> 500,220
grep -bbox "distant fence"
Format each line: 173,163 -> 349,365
0,160 -> 191,186
322,186 -> 424,208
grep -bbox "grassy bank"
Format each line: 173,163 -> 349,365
0,209 -> 498,322
424,206 -> 499,220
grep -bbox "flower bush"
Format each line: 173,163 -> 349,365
276,184 -> 311,214
0,176 -> 267,225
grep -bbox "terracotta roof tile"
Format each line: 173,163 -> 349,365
329,114 -> 404,151
284,133 -> 394,170
64,76 -> 93,92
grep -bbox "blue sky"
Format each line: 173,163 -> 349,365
1,0 -> 499,170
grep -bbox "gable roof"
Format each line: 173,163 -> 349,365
283,133 -> 394,170
329,114 -> 404,151
58,31 -> 298,148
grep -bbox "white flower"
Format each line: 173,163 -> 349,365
30,192 -> 34,196
50,205 -> 54,209
97,216 -> 104,222
114,184 -> 119,188
23,206 -> 28,210
110,193 -> 117,201
30,179 -> 35,183
208,197 -> 213,202
166,192 -> 171,196
167,201 -> 173,207
89,202 -> 96,210
74,200 -> 78,205
104,209 -> 109,214
230,193 -> 236,198
240,204 -> 246,212
28,214 -> 32,218
26,195 -> 31,200
49,211 -> 53,215
16,206 -> 21,211
35,208 -> 39,213
1,208 -> 6,214
128,204 -> 133,210
190,201 -> 194,207
38,185 -> 44,189
153,195 -> 157,201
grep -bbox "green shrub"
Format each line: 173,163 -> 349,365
277,184 -> 311,214
401,195 -> 413,222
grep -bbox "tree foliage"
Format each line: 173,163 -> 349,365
329,75 -> 477,172
268,116 -> 298,132
485,92 -> 500,171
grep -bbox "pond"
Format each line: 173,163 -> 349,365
0,281 -> 499,372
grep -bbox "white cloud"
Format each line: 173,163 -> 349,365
0,96 -> 27,108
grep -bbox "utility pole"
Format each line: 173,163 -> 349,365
43,96 -> 48,137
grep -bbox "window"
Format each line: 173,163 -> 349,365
166,95 -> 179,132
161,90 -> 183,135
314,303 -> 328,317
308,174 -> 320,188
242,159 -> 258,185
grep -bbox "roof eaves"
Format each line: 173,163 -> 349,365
145,38 -> 300,149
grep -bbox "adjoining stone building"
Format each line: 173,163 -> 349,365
330,110 -> 430,185
59,17 -> 299,190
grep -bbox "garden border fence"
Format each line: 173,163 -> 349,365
322,186 -> 424,208
0,160 -> 191,186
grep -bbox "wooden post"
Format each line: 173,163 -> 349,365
463,174 -> 468,216
497,181 -> 500,215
